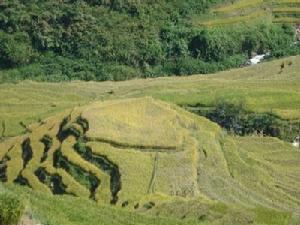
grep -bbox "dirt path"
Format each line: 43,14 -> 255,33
19,215 -> 41,225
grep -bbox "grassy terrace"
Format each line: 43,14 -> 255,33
0,55 -> 299,138
0,56 -> 299,225
199,10 -> 270,26
212,0 -> 264,13
0,97 -> 300,225
0,2 -> 299,224
200,0 -> 300,26
1,182 -> 295,225
0,98 -> 211,204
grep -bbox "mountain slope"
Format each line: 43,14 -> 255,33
0,55 -> 299,138
0,97 -> 300,225
0,0 -> 299,81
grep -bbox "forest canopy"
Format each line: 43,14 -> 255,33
0,0 -> 299,82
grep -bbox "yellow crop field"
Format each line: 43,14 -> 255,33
1,96 -> 299,225
213,0 -> 264,13
199,10 -> 268,26
0,1 -> 300,225
0,54 -> 300,224
200,0 -> 300,26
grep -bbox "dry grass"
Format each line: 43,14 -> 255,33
200,0 -> 300,26
213,0 -> 264,13
82,98 -> 183,149
5,139 -> 26,183
60,136 -> 111,203
276,0 -> 300,4
0,94 -> 299,224
0,98 -> 219,207
273,7 -> 300,12
0,56 -> 299,139
273,16 -> 300,23
199,10 -> 269,26
87,141 -> 155,206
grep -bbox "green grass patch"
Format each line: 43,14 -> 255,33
0,190 -> 25,225
0,56 -> 300,137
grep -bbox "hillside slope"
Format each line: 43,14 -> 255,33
0,98 -> 219,205
0,55 -> 299,138
0,0 -> 299,81
0,97 -> 300,225
200,0 -> 300,26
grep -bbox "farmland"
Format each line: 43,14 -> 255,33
1,97 -> 300,225
1,55 -> 299,138
200,0 -> 300,26
0,1 -> 300,225
0,55 -> 300,225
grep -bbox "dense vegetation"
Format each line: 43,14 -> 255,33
0,0 -> 299,82
1,183 -> 293,225
188,101 -> 299,142
0,190 -> 25,225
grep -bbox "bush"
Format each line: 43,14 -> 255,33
206,101 -> 246,135
101,64 -> 140,81
0,191 -> 25,225
0,32 -> 35,68
143,201 -> 155,210
192,101 -> 298,141
206,101 -> 281,136
0,1 -> 299,82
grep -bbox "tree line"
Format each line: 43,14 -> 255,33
0,0 -> 299,82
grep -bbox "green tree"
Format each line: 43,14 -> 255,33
0,32 -> 35,68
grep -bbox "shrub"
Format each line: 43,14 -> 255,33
0,32 -> 35,68
0,191 -> 25,225
101,64 -> 140,81
194,101 -> 298,141
143,201 -> 155,210
0,1 -> 299,82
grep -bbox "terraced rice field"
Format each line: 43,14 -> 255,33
199,10 -> 270,26
1,97 -> 300,225
0,55 -> 300,224
1,55 -> 299,139
213,0 -> 264,13
200,0 -> 300,26
0,98 -> 210,206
